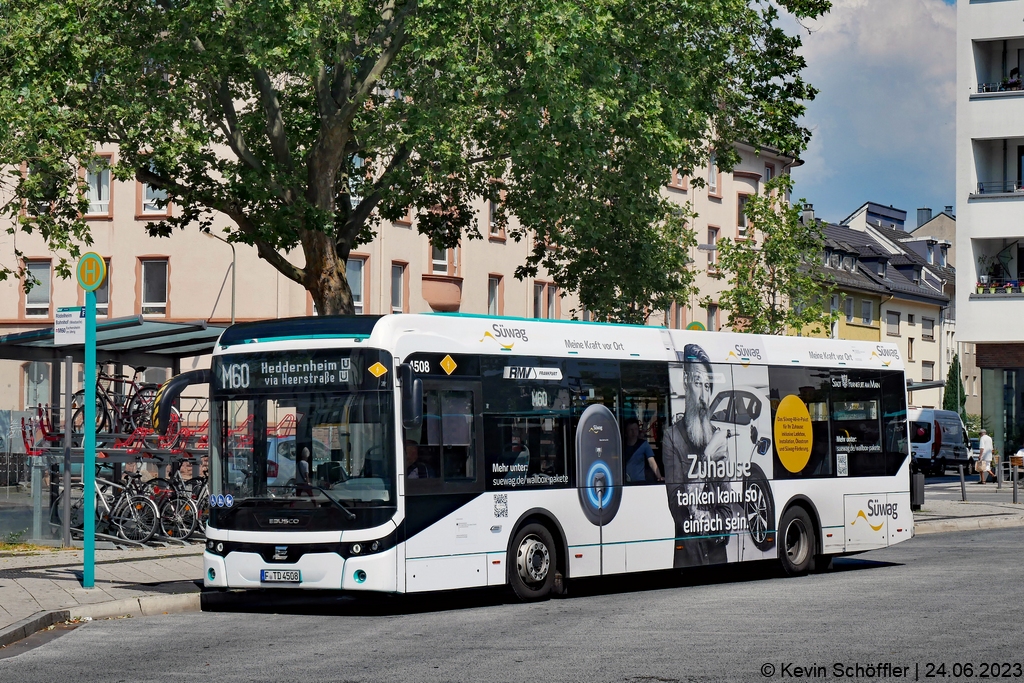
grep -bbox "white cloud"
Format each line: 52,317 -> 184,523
789,0 -> 955,223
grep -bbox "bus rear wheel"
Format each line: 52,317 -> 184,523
509,523 -> 556,601
779,506 -> 814,576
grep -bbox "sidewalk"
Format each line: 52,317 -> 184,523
0,544 -> 202,647
1,484 -> 1023,649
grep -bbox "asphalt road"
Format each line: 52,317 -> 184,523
4,527 -> 1023,683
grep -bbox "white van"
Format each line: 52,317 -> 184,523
908,408 -> 971,476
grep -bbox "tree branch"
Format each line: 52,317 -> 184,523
339,144 -> 412,246
251,67 -> 294,173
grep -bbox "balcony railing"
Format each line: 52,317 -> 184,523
978,80 -> 1022,94
976,180 -> 1024,195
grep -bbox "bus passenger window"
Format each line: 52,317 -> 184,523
409,389 -> 477,484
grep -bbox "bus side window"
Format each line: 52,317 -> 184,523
441,390 -> 476,481
620,361 -> 669,485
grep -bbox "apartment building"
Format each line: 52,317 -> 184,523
802,214 -> 950,408
956,0 -> 1024,451
661,144 -> 801,331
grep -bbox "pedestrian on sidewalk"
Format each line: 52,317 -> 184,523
978,429 -> 994,484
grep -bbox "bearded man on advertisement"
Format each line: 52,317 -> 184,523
663,343 -> 735,567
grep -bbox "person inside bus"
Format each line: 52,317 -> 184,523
295,447 -> 313,496
624,418 -> 663,483
663,343 -> 736,568
405,439 -> 436,479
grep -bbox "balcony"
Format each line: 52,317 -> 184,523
969,137 -> 1024,200
971,38 -> 1024,95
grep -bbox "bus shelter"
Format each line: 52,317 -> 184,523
0,316 -> 225,544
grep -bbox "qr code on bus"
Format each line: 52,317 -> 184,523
837,453 -> 849,477
493,494 -> 508,518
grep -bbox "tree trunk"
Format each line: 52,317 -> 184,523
302,231 -> 354,315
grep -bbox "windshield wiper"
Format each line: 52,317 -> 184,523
264,485 -> 357,520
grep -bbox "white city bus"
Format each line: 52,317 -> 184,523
198,314 -> 913,600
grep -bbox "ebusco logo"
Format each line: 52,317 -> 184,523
726,344 -> 762,366
852,499 -> 899,531
480,323 -> 528,350
870,345 -> 899,367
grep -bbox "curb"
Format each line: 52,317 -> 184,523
914,515 -> 1024,535
0,610 -> 70,649
0,593 -> 201,650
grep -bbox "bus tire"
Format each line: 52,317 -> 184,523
743,464 -> 775,551
778,506 -> 814,576
508,523 -> 556,601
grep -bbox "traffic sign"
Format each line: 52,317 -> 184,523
686,321 -> 706,331
76,252 -> 106,292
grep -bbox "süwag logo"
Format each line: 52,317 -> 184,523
480,323 -> 529,350
852,499 -> 898,532
871,346 -> 898,367
726,344 -> 763,366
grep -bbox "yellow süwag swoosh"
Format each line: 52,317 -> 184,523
479,331 -> 514,350
852,509 -> 884,532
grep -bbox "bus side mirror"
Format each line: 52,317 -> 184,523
399,364 -> 422,431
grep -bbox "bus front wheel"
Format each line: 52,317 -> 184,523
779,506 -> 815,576
509,523 -> 556,601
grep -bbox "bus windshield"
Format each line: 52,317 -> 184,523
209,349 -> 397,531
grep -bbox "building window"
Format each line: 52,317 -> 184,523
488,200 -> 503,238
922,318 -> 935,340
843,255 -> 854,271
861,300 -> 872,325
907,314 -> 915,325
876,261 -> 886,277
707,153 -> 718,196
764,164 -> 775,182
668,169 -> 687,190
85,161 -> 111,216
95,258 -> 110,316
886,311 -> 900,336
907,337 -> 914,361
348,258 -> 365,314
391,263 -> 406,314
349,155 -> 364,209
141,259 -> 168,316
533,282 -> 557,319
830,252 -> 841,269
581,306 -> 591,322
431,246 -> 447,274
707,227 -> 719,267
25,261 -> 51,317
922,361 -> 934,382
737,194 -> 750,233
139,180 -> 168,216
845,296 -> 854,323
707,304 -> 718,331
488,275 -> 503,316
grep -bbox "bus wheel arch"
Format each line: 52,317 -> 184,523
507,510 -> 567,601
777,497 -> 821,576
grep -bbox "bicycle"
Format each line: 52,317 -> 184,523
71,362 -> 167,436
142,465 -> 201,540
49,467 -> 160,544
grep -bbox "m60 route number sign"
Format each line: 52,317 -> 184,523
76,252 -> 107,292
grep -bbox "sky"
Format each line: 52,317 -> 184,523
788,0 -> 956,228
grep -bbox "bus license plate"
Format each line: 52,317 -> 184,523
260,569 -> 301,583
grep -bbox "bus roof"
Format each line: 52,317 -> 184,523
214,313 -> 904,372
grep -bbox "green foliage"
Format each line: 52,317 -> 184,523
0,0 -> 830,315
943,354 -> 966,419
964,413 -> 986,439
706,175 -> 835,335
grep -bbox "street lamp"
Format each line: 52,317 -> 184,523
204,231 -> 236,324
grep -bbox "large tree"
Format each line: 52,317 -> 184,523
0,0 -> 829,315
707,175 -> 835,335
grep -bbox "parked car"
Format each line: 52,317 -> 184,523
909,408 -> 970,476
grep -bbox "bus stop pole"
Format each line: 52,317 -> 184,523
63,355 -> 72,548
82,291 -> 96,588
